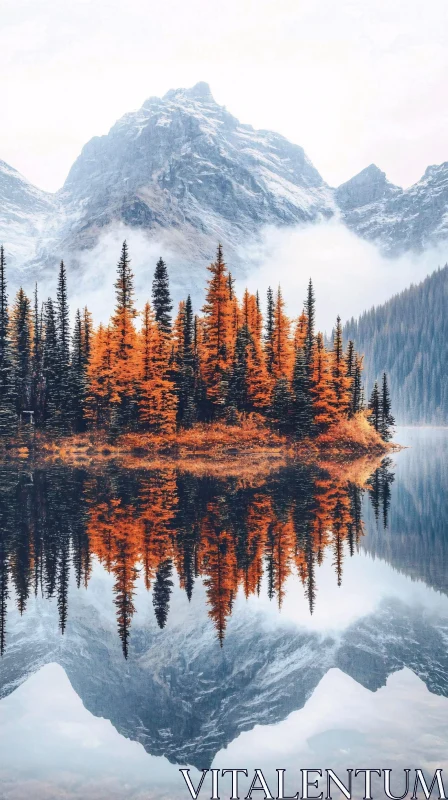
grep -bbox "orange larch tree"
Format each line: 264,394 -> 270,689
310,333 -> 338,432
271,286 -> 293,381
201,244 -> 234,414
85,325 -> 118,429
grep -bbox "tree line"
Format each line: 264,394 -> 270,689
0,242 -> 394,441
344,265 -> 447,425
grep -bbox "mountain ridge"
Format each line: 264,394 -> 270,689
1,82 -> 448,292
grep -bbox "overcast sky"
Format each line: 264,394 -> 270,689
1,0 -> 447,193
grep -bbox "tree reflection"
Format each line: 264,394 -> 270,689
0,461 -> 384,657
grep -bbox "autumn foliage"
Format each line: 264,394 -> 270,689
0,240 -> 394,447
0,457 -> 394,656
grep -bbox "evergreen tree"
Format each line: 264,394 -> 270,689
228,325 -> 250,412
111,241 -> 139,432
304,278 -> 315,371
178,295 -> 196,427
83,306 -> 93,363
152,257 -> 172,334
0,246 -> 17,437
332,315 -> 351,416
264,286 -> 275,374
368,380 -> 381,432
43,299 -> 60,430
56,260 -> 71,430
292,347 -> 312,438
351,355 -> 364,415
380,372 -> 395,441
346,340 -> 355,380
70,309 -> 87,431
11,289 -> 32,416
152,558 -> 173,628
30,284 -> 44,423
270,377 -> 293,433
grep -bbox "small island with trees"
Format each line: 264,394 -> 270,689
0,241 -> 394,465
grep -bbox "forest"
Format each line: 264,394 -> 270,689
0,241 -> 394,448
0,460 -> 394,657
344,265 -> 447,425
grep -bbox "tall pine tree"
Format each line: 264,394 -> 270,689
304,278 -> 315,372
70,309 -> 87,431
332,315 -> 351,416
380,372 -> 395,441
43,299 -> 60,431
111,241 -> 139,433
56,260 -> 71,430
264,286 -> 275,375
0,247 -> 17,437
152,257 -> 172,334
292,346 -> 312,438
368,381 -> 381,432
11,289 -> 32,416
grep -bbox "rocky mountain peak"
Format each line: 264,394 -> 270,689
335,164 -> 400,211
163,81 -> 216,104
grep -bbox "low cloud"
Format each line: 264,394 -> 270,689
237,220 -> 448,333
23,219 -> 448,333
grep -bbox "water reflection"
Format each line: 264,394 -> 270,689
1,430 -> 448,792
0,460 -> 394,657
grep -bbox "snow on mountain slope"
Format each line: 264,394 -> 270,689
51,82 -> 335,293
2,562 -> 448,771
336,161 -> 448,254
0,160 -> 57,272
1,83 -> 448,294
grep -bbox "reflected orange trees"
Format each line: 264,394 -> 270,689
0,463 -> 394,657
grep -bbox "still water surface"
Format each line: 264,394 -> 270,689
0,427 -> 447,799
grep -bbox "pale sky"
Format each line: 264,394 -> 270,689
1,0 -> 448,193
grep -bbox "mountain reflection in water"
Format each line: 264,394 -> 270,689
0,459 -> 393,657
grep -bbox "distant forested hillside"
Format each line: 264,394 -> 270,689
343,266 -> 447,424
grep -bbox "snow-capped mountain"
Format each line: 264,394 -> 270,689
60,81 -> 334,253
0,159 -> 56,269
1,82 -> 448,292
336,162 -> 448,254
2,581 -> 448,771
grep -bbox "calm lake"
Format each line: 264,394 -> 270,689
0,427 -> 447,800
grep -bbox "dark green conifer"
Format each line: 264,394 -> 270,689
228,325 -> 250,412
56,260 -> 71,431
346,340 -> 355,379
30,284 -> 44,422
178,295 -> 197,428
11,289 -> 32,416
115,241 -> 135,316
351,356 -> 363,415
152,257 -> 172,334
304,278 -> 315,380
152,559 -> 174,629
380,372 -> 395,441
368,380 -> 381,432
70,309 -> 87,432
292,346 -> 312,438
43,299 -> 60,430
270,377 -> 293,433
264,286 -> 275,373
0,246 -> 17,437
